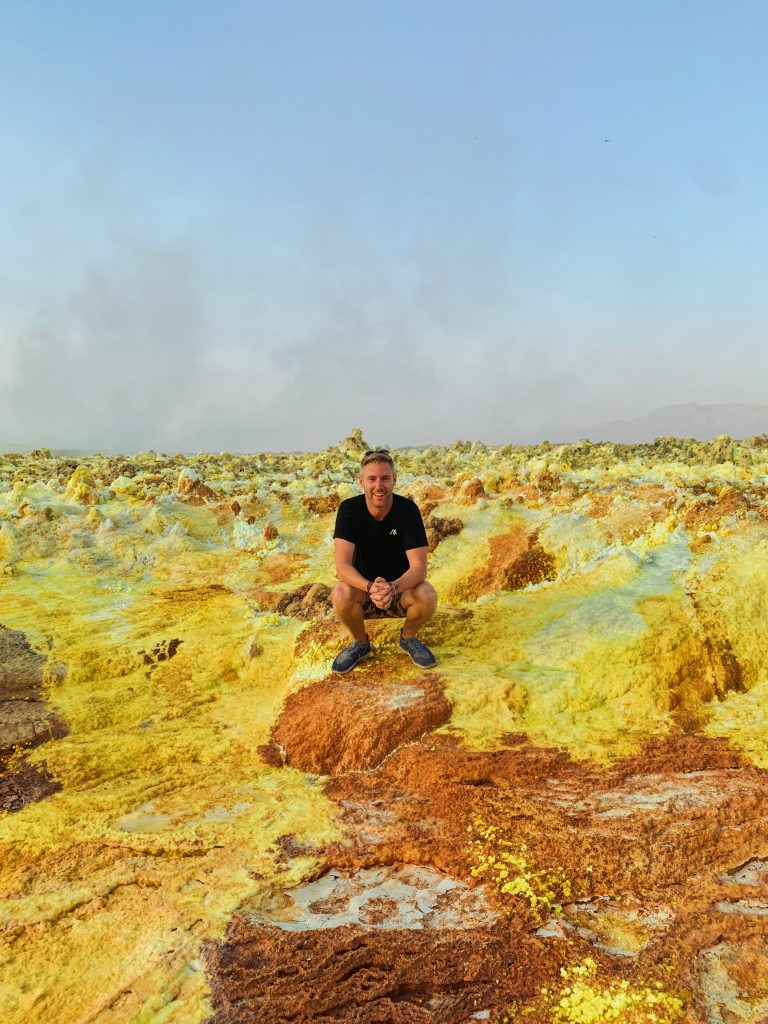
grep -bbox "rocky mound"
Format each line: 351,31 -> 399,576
261,672 -> 451,775
0,624 -> 67,812
204,877 -> 552,1023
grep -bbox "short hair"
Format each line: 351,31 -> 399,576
360,448 -> 395,471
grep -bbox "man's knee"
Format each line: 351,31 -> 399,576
410,581 -> 437,612
331,582 -> 360,610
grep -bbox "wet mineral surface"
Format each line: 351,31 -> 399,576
2,429 -> 768,1022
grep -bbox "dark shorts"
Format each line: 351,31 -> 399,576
362,593 -> 406,618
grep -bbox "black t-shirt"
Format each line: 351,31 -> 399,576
333,493 -> 428,582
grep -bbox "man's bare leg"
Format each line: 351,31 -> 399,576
399,582 -> 438,639
331,582 -> 368,642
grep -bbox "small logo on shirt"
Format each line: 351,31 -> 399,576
390,528 -> 397,535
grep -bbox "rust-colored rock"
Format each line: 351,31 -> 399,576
204,903 -> 561,1024
502,535 -> 555,590
503,483 -> 541,505
177,474 -> 218,504
158,582 -> 231,603
451,528 -> 555,601
293,619 -> 348,659
233,494 -> 266,521
263,522 -> 279,541
683,486 -> 751,530
586,488 -> 672,542
550,483 -> 579,506
267,673 -> 452,775
321,736 -> 768,893
404,483 -> 449,519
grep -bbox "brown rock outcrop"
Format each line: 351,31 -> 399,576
177,473 -> 218,504
0,624 -> 68,812
683,486 -> 751,530
204,906 -> 560,1023
251,582 -> 334,620
451,527 -> 555,601
263,673 -> 451,775
424,515 -> 463,553
322,736 -> 768,893
530,468 -> 561,494
585,488 -> 673,542
403,483 -> 449,519
0,758 -> 63,813
282,583 -> 333,620
454,477 -> 487,505
301,494 -> 340,515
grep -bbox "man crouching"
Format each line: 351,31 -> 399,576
330,448 -> 438,673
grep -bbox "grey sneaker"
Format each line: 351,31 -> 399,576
332,638 -> 371,674
399,631 -> 437,668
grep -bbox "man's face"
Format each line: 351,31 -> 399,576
359,460 -> 396,510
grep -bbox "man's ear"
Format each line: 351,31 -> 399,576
358,472 -> 364,487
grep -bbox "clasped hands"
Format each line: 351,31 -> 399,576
368,576 -> 397,610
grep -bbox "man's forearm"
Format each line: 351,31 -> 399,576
335,562 -> 371,592
392,564 -> 426,594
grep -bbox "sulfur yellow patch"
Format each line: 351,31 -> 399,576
0,539 -> 339,1024
466,817 -> 573,920
3,437 -> 768,1021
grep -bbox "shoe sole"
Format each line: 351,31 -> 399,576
332,649 -> 372,674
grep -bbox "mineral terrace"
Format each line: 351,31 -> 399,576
2,429 -> 768,1023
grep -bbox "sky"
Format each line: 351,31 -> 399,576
1,1 -> 767,452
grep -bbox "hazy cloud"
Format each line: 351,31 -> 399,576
1,238 -> 210,450
3,1 -> 768,452
4,225 -> 768,452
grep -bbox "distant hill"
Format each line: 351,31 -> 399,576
571,403 -> 768,444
